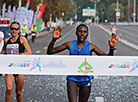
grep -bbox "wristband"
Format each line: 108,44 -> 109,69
110,47 -> 116,50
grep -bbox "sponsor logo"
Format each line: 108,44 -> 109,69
43,60 -> 66,68
130,59 -> 138,72
108,59 -> 138,72
108,63 -> 130,68
78,58 -> 93,74
30,57 -> 66,71
8,62 -> 30,67
87,83 -> 91,86
30,57 -> 42,71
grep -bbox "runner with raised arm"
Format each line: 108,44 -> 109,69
47,24 -> 119,102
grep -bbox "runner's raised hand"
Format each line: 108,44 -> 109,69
108,34 -> 119,47
53,26 -> 62,39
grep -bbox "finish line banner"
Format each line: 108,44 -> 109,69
0,55 -> 138,76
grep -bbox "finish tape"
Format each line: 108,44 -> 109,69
0,55 -> 138,76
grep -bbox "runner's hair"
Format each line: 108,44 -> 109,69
10,21 -> 20,28
10,21 -> 21,35
76,24 -> 89,33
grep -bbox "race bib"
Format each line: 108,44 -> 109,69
6,44 -> 19,54
32,33 -> 36,36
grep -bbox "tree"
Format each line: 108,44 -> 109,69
106,3 -> 125,22
42,0 -> 69,22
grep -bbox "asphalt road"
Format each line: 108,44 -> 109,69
0,24 -> 138,102
104,25 -> 138,52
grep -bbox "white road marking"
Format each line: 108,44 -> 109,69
88,25 -> 91,42
44,47 -> 47,50
63,27 -> 75,38
95,97 -> 104,102
56,26 -> 75,42
98,24 -> 138,51
36,50 -> 41,53
44,47 -> 47,54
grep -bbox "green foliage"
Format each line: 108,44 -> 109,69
0,0 -> 138,22
74,0 -> 138,22
106,3 -> 125,22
